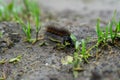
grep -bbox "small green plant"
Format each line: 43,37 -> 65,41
23,0 -> 41,41
96,18 -> 109,44
0,0 -> 41,43
96,18 -> 102,43
0,0 -> 23,21
96,11 -> 120,45
16,16 -> 32,42
70,34 -> 90,78
0,0 -> 14,21
81,39 -> 90,62
22,22 -> 32,42
110,11 -> 120,43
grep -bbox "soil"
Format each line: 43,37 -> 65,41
0,0 -> 120,80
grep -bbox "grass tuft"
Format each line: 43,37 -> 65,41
70,34 -> 90,78
96,11 -> 120,45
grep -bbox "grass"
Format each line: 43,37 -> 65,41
14,0 -> 41,43
96,11 -> 120,45
15,16 -> 32,43
0,0 -> 14,21
69,13 -> 120,77
110,11 -> 120,43
81,39 -> 90,62
23,0 -> 41,41
0,0 -> 24,21
0,0 -> 41,43
23,0 -> 41,42
96,18 -> 110,44
22,22 -> 32,42
0,0 -> 40,22
70,34 -> 90,78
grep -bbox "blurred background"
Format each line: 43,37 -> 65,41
2,0 -> 120,13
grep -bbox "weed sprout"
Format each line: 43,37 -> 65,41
96,11 -> 120,44
70,34 -> 90,77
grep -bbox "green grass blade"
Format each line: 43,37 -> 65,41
81,39 -> 86,55
70,34 -> 77,43
75,41 -> 81,50
26,22 -> 31,40
96,18 -> 102,43
109,21 -> 114,41
104,25 -> 109,42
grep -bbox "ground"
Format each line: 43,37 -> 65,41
0,0 -> 120,80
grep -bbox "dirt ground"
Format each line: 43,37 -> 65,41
0,0 -> 120,80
